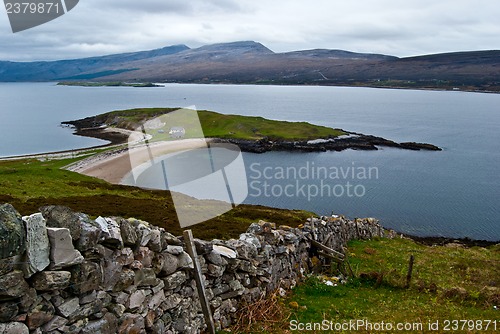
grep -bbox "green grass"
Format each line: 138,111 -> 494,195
82,107 -> 346,141
0,158 -> 312,240
275,238 -> 500,334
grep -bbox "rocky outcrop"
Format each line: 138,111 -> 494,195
215,134 -> 441,154
0,204 -> 384,333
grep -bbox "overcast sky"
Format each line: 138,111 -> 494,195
1,0 -> 499,61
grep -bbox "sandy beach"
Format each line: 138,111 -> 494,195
66,138 -> 211,184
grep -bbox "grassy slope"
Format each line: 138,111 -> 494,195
87,108 -> 346,141
0,158 -> 312,239
268,238 -> 499,334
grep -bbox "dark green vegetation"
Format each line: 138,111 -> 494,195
245,238 -> 499,333
64,107 -> 347,141
0,158 -> 312,240
57,81 -> 160,88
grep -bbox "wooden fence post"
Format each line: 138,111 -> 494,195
184,230 -> 216,334
405,255 -> 415,288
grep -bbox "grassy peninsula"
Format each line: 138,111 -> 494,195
63,107 -> 440,152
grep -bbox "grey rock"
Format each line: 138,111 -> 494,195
118,313 -> 145,334
136,222 -> 153,246
40,205 -> 82,240
18,287 -> 37,313
152,280 -> 165,294
227,239 -> 257,259
31,271 -> 71,291
26,299 -> 55,330
161,231 -> 182,247
127,290 -> 146,310
212,284 -> 230,296
0,322 -> 29,334
81,313 -> 118,334
67,298 -> 103,322
239,233 -> 261,249
246,223 -> 263,234
101,248 -> 123,291
95,217 -> 123,249
135,268 -> 159,287
207,264 -> 225,277
0,270 -> 29,299
113,268 -> 135,292
118,218 -> 138,246
0,256 -> 15,276
109,303 -> 126,317
46,227 -> 84,269
206,250 -> 227,266
62,318 -> 89,334
79,290 -> 97,305
69,261 -> 101,294
0,301 -> 18,322
163,271 -> 187,290
0,203 -> 26,259
135,246 -> 153,267
76,215 -> 101,251
194,238 -> 213,255
55,297 -> 79,317
22,213 -> 50,277
159,252 -> 178,276
116,247 -> 134,266
162,293 -> 182,310
149,289 -> 165,309
42,315 -> 68,332
212,245 -> 237,259
177,251 -> 194,269
147,229 -> 162,252
165,245 -> 184,255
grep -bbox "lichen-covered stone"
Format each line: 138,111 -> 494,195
22,213 -> 50,277
0,322 -> 29,334
0,301 -> 18,322
0,203 -> 26,259
31,271 -> 71,291
95,217 -> 123,249
40,205 -> 82,240
26,299 -> 55,330
76,215 -> 101,251
117,218 -> 137,246
69,261 -> 101,294
0,270 -> 29,299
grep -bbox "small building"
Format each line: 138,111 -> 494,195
169,127 -> 186,139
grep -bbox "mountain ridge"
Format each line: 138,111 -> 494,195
1,41 -> 499,92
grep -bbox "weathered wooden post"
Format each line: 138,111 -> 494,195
183,229 -> 216,334
405,255 -> 415,288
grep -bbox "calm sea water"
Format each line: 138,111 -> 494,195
1,82 -> 499,240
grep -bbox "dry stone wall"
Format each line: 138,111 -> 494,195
0,203 -> 384,334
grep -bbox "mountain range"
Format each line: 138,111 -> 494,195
1,41 -> 499,91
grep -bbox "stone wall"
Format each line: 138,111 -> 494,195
0,203 -> 384,334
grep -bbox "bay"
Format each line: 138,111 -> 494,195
1,82 -> 498,240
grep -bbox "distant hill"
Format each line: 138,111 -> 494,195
1,41 -> 499,92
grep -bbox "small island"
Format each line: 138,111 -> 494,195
57,81 -> 162,88
62,107 -> 441,153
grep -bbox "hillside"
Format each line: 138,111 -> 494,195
1,41 -> 499,91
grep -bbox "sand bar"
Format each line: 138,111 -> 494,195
66,138 -> 210,184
